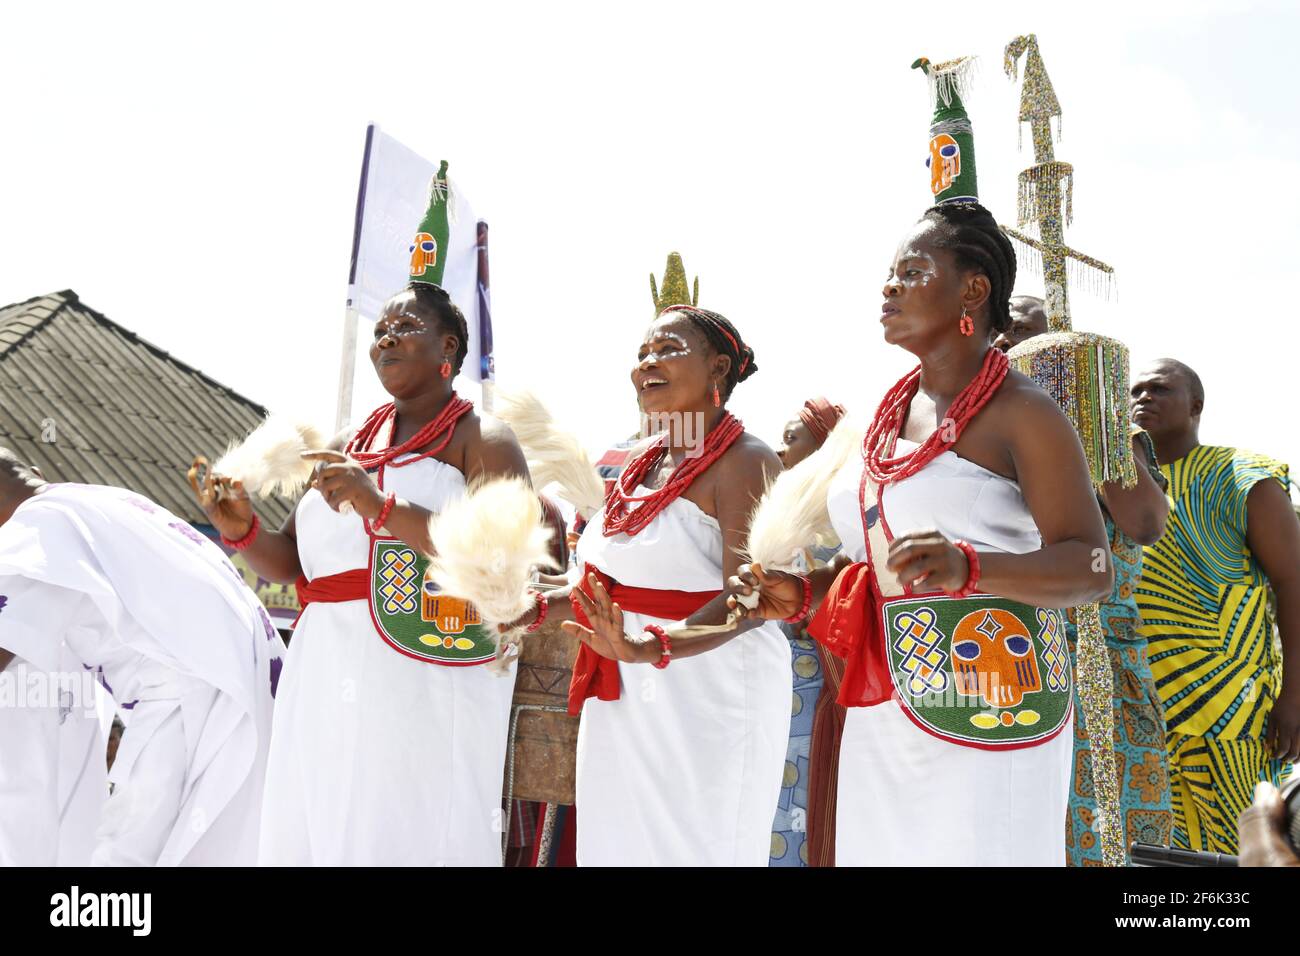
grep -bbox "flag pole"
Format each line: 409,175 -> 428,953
337,124 -> 378,431
476,219 -> 495,414
335,298 -> 359,431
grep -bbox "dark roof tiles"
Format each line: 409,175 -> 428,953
0,290 -> 293,526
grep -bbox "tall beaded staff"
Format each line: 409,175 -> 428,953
1000,34 -> 1131,867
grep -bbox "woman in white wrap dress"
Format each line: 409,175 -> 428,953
822,441 -> 1075,864
731,203 -> 1112,866
516,305 -> 790,866
198,283 -> 530,865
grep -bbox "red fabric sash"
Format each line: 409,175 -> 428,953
805,562 -> 893,708
566,563 -> 719,715
293,568 -> 369,626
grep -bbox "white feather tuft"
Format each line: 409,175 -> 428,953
425,478 -> 558,630
744,418 -> 863,571
214,417 -> 328,498
491,387 -> 606,519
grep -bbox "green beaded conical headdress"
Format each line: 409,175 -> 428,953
912,55 -> 979,204
408,160 -> 452,288
649,252 -> 699,316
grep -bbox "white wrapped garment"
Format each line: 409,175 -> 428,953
827,444 -> 1071,866
259,456 -> 516,866
0,484 -> 282,866
574,490 -> 792,866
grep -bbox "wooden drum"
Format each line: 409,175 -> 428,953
503,616 -> 581,806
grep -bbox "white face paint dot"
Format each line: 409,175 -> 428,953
893,249 -> 939,289
638,331 -> 693,365
376,312 -> 429,341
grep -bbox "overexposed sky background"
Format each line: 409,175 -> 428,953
2,0 -> 1297,473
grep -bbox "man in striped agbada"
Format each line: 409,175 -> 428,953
1132,358 -> 1299,854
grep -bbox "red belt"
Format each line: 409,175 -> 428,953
293,568 -> 369,625
567,563 -> 719,715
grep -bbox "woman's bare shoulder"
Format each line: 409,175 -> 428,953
713,431 -> 781,490
468,410 -> 521,448
990,368 -> 1071,427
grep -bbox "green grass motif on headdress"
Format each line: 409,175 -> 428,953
649,252 -> 699,316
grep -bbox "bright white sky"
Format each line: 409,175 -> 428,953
3,1 -> 1297,478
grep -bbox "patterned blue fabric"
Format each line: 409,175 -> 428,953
769,628 -> 823,866
1066,436 -> 1175,865
770,543 -> 839,867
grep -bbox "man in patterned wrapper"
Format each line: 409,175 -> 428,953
1132,359 -> 1299,854
0,449 -> 282,865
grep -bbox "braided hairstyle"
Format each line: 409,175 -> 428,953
659,305 -> 758,400
407,283 -> 469,373
920,202 -> 1017,336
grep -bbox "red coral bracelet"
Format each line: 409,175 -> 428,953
365,492 -> 397,535
644,623 -> 672,669
524,589 -> 548,633
784,574 -> 814,623
948,539 -> 981,598
221,513 -> 261,551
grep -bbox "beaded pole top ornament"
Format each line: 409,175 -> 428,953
1001,34 -> 1134,491
1000,35 -> 1115,310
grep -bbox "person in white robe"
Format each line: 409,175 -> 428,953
0,451 -> 282,866
0,648 -> 108,866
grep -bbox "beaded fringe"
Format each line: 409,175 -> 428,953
924,54 -> 978,110
1003,228 -> 1117,304
1075,603 -> 1127,867
1016,162 -> 1074,229
1007,332 -> 1137,490
426,174 -> 459,225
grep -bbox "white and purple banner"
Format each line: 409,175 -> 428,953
342,125 -> 493,422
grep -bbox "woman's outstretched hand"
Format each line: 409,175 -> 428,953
726,563 -> 803,621
497,589 -> 554,634
188,457 -> 255,541
561,573 -> 658,664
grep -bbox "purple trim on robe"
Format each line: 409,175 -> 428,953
168,522 -> 206,547
258,608 -> 277,642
